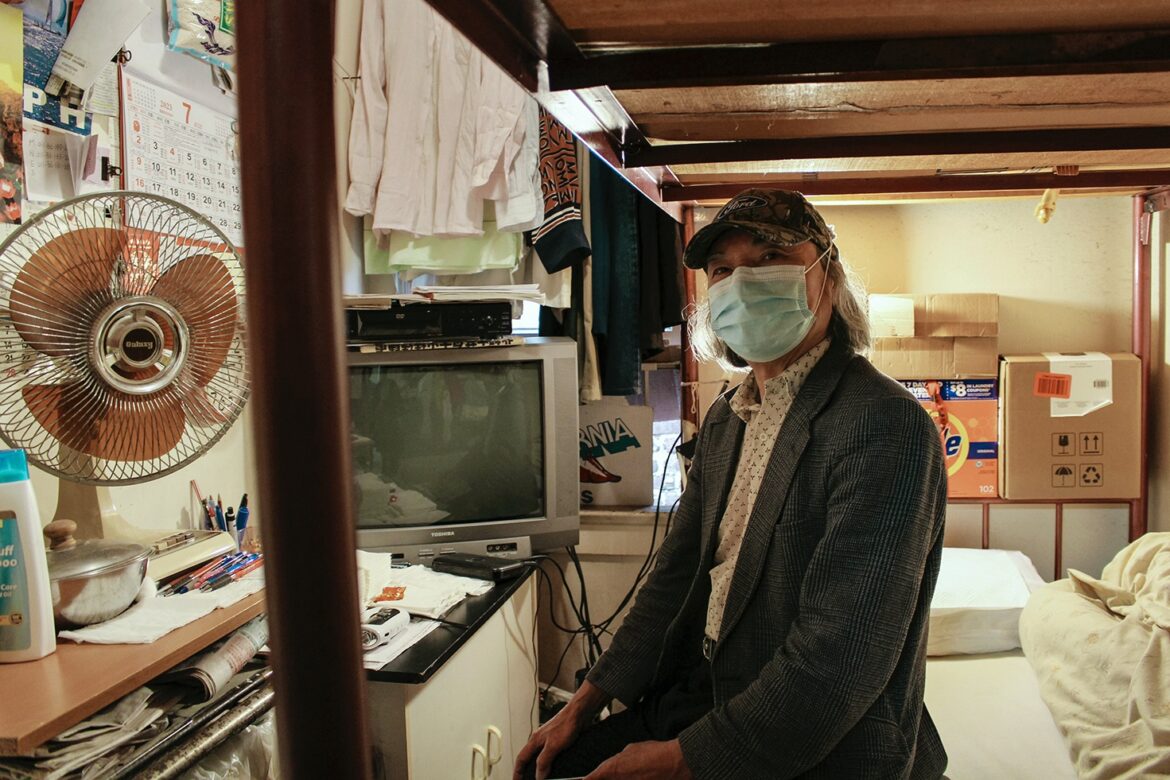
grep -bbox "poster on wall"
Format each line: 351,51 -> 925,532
0,3 -> 24,225
120,70 -> 243,247
21,0 -> 93,136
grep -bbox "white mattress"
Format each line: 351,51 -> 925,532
925,651 -> 1075,780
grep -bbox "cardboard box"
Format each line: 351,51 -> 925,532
902,379 -> 999,499
579,400 -> 653,506
869,294 -> 999,379
872,336 -> 999,379
999,353 -> 1141,500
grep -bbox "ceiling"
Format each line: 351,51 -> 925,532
425,0 -> 1170,210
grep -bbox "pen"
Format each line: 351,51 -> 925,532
162,552 -> 242,596
236,494 -> 249,547
225,507 -> 236,545
177,552 -> 249,594
201,556 -> 264,591
215,495 -> 226,532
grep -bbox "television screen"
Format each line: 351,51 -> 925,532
349,360 -> 545,528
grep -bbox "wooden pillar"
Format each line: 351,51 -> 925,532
236,2 -> 372,777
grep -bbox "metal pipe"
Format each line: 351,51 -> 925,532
139,686 -> 276,780
236,1 -> 372,777
111,669 -> 273,780
1133,194 -> 1152,540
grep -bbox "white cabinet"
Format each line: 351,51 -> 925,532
368,577 -> 537,779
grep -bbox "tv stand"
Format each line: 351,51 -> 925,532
366,570 -> 537,779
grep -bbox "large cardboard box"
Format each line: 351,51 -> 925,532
902,379 -> 999,499
873,337 -> 999,379
999,353 -> 1141,500
870,294 -> 999,379
579,400 -> 653,507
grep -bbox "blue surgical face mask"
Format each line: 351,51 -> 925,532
707,247 -> 830,363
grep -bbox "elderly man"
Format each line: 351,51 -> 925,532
516,189 -> 948,780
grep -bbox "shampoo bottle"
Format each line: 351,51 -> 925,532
0,449 -> 55,662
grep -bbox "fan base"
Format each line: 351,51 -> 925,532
53,481 -> 238,579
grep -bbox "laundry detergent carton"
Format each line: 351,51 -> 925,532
901,379 -> 999,499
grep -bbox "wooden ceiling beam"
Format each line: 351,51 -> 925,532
627,127 -> 1170,168
551,30 -> 1170,91
663,171 -> 1170,200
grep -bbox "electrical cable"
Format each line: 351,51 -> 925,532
523,429 -> 684,705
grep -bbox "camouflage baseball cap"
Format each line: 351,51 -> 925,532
683,188 -> 835,269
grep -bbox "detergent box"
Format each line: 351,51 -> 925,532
901,379 -> 999,499
578,400 -> 653,507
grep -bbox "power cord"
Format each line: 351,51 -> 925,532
524,430 -> 684,707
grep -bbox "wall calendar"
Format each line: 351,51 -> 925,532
120,70 -> 243,247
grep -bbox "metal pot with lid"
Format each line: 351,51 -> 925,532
44,519 -> 150,629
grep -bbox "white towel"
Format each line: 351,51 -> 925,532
356,553 -> 492,618
57,574 -> 264,645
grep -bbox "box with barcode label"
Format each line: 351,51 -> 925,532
999,353 -> 1140,500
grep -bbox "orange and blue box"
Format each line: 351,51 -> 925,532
901,379 -> 999,499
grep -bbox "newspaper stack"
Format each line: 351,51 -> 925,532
158,616 -> 269,703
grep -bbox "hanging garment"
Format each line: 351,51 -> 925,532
637,197 -> 686,350
527,245 -> 572,309
344,0 -> 540,239
533,108 -> 591,273
473,88 -> 543,233
578,142 -> 602,402
588,154 -> 642,396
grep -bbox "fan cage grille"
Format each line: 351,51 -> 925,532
0,192 -> 249,485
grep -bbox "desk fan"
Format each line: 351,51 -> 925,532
0,191 -> 249,576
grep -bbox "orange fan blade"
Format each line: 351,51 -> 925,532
23,383 -> 185,462
10,228 -> 126,356
150,253 -> 237,386
180,384 -> 229,427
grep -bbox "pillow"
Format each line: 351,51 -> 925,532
928,548 -> 1046,656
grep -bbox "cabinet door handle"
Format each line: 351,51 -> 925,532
472,744 -> 489,780
486,725 -> 503,768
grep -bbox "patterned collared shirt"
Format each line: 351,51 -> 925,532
705,339 -> 831,641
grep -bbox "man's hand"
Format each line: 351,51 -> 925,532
585,739 -> 692,780
514,680 -> 610,780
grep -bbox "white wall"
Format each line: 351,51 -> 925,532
0,1 -> 255,537
821,195 -> 1134,354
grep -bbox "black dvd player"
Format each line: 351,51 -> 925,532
346,301 -> 512,342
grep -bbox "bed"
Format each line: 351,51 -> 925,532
927,538 -> 1170,779
1019,533 -> 1170,779
924,547 -> 1077,780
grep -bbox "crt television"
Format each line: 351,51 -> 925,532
347,336 -> 579,562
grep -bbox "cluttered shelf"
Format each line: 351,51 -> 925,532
0,591 -> 265,756
366,567 -> 534,684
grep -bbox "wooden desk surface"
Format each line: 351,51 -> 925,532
0,591 -> 265,756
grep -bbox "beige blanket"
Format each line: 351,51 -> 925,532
1019,533 -> 1170,779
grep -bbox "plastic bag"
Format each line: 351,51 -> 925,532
179,711 -> 279,780
166,0 -> 236,72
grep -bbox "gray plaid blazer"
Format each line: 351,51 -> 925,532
587,339 -> 948,779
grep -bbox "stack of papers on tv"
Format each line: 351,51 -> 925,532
413,285 -> 545,304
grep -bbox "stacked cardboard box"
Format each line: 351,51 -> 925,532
870,293 -> 999,379
999,353 -> 1140,500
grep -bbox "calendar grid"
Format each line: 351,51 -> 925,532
120,70 -> 244,247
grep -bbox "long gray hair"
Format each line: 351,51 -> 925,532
687,248 -> 872,373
